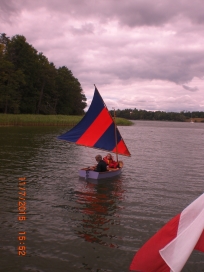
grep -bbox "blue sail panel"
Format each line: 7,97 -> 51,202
94,123 -> 121,151
94,124 -> 131,156
57,88 -> 104,142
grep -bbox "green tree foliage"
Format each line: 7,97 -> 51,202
110,108 -> 187,122
0,33 -> 87,114
182,111 -> 204,119
56,66 -> 87,115
0,37 -> 25,113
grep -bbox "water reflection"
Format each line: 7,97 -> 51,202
75,179 -> 125,248
0,123 -> 204,271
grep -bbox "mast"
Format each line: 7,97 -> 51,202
94,83 -> 119,159
113,107 -> 118,162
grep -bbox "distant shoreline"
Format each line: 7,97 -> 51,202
1,114 -> 203,127
130,118 -> 204,123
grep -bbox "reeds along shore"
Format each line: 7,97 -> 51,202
0,114 -> 133,126
186,118 -> 204,122
1,114 -> 204,126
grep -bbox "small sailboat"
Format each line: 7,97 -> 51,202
58,86 -> 131,179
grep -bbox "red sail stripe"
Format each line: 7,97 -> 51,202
77,107 -> 113,146
112,139 -> 131,156
195,230 -> 204,251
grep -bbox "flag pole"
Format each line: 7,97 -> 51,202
113,107 -> 118,162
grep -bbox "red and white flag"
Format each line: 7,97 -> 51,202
130,193 -> 204,272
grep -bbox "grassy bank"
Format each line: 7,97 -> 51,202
0,114 -> 133,126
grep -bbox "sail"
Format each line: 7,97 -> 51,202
58,87 -> 131,156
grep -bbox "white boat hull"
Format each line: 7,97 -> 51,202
79,167 -> 122,180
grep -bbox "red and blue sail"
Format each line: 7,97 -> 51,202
58,87 -> 131,156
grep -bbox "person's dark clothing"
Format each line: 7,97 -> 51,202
94,160 -> 107,172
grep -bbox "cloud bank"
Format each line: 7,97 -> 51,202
1,0 -> 204,111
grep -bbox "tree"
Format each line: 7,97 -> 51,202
6,35 -> 40,113
56,66 -> 86,114
35,54 -> 57,114
0,38 -> 25,113
0,33 -> 87,114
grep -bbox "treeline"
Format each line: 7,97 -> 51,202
110,109 -> 204,122
0,33 -> 87,114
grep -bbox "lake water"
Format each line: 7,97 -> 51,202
0,121 -> 203,272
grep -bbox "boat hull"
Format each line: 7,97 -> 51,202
79,167 -> 122,180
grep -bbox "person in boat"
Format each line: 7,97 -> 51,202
103,153 -> 119,168
89,155 -> 107,172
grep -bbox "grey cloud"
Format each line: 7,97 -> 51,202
78,54 -> 203,87
182,85 -> 199,92
3,0 -> 204,27
0,0 -> 16,13
89,48 -> 204,84
2,0 -> 204,87
70,23 -> 95,35
29,26 -> 204,86
0,0 -> 20,21
137,99 -> 147,103
51,0 -> 204,27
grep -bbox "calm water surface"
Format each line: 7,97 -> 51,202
0,121 -> 203,272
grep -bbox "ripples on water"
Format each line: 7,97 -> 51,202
0,122 -> 203,272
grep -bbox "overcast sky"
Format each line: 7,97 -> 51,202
1,0 -> 204,112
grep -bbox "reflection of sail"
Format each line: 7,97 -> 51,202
75,180 -> 124,247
